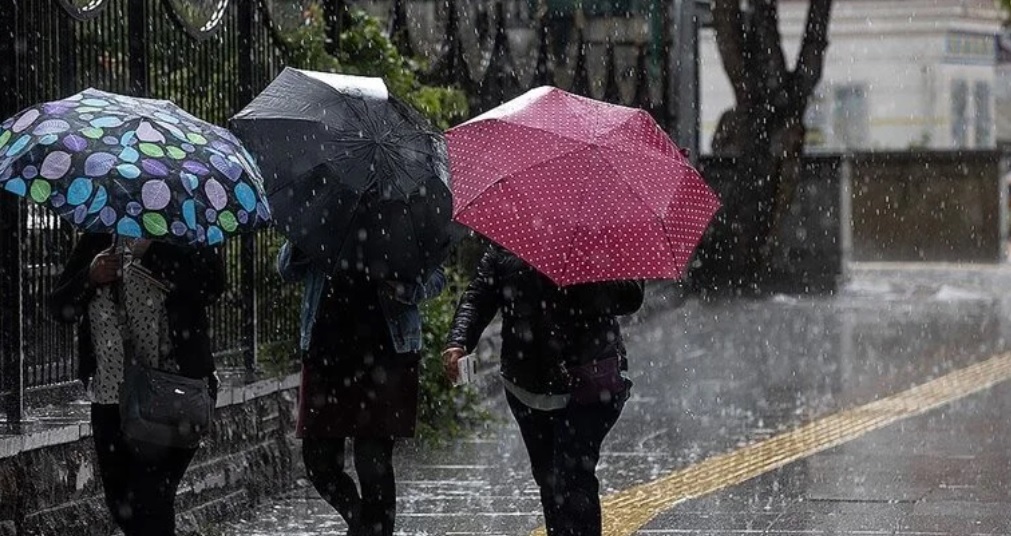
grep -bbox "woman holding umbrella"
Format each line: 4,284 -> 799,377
0,88 -> 271,535
277,243 -> 444,536
443,246 -> 643,536
441,87 -> 721,535
233,69 -> 459,536
50,237 -> 224,536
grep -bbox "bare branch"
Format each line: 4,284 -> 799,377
755,0 -> 787,80
711,0 -> 750,106
792,0 -> 833,100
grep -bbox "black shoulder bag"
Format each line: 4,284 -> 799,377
116,254 -> 213,450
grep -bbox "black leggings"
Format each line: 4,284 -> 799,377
303,437 -> 397,536
507,392 -> 626,536
91,404 -> 196,536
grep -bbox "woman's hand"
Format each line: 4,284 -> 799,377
88,249 -> 121,286
442,346 -> 466,384
130,238 -> 152,259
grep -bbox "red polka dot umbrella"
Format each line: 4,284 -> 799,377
446,86 -> 721,286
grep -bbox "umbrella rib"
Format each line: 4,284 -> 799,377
555,152 -> 599,285
352,100 -> 391,194
233,115 -> 323,127
592,147 -> 681,267
381,134 -> 438,181
233,115 -> 362,137
308,189 -> 366,273
398,200 -> 425,281
465,117 -> 595,147
594,146 -> 684,218
454,143 -> 593,216
592,108 -> 648,143
605,149 -> 701,224
598,141 -> 694,173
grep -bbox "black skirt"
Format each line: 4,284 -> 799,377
296,351 -> 420,439
297,273 -> 420,439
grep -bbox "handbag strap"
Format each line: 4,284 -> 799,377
114,238 -> 138,370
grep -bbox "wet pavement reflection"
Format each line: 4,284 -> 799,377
224,264 -> 1011,535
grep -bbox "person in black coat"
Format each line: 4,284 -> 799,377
443,244 -> 644,536
49,233 -> 225,536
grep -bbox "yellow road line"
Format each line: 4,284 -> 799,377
531,351 -> 1011,536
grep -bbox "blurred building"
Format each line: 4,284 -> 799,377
698,0 -> 1010,153
354,0 -> 667,108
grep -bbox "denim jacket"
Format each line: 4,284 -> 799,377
276,242 -> 445,354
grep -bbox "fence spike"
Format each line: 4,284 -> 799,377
532,7 -> 556,87
477,1 -> 522,113
603,39 -> 622,104
570,28 -> 592,98
632,43 -> 654,113
425,0 -> 476,92
388,0 -> 415,58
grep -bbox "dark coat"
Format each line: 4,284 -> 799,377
296,271 -> 421,439
48,234 -> 226,389
447,245 -> 644,395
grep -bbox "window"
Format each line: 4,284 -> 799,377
833,85 -> 868,150
804,89 -> 828,149
951,79 -> 969,148
530,0 -> 640,16
974,81 -> 992,147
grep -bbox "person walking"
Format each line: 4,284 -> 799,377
49,234 -> 225,536
443,244 -> 644,536
277,242 -> 446,536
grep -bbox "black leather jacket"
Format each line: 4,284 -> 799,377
447,245 -> 644,395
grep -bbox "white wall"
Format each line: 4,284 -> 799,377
699,0 -> 1004,154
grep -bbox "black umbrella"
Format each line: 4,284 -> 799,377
230,67 -> 459,281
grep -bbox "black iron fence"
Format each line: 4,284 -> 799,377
0,0 -> 687,427
0,0 -> 296,427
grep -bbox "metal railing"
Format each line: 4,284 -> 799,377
0,0 -> 689,429
0,0 -> 293,428
1,222 -> 301,426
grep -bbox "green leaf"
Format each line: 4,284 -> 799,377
142,212 -> 169,236
138,143 -> 165,158
29,180 -> 51,203
281,6 -> 468,131
218,210 -> 238,232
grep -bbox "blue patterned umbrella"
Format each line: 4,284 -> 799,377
0,88 -> 271,245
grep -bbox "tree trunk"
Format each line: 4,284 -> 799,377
691,0 -> 832,291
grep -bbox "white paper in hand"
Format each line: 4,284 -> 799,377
456,353 -> 477,386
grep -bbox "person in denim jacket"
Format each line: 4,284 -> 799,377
277,241 -> 445,536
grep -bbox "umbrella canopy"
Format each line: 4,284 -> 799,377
446,86 -> 721,286
230,68 -> 457,281
0,88 -> 271,245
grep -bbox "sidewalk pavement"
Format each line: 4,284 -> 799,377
221,263 -> 1011,535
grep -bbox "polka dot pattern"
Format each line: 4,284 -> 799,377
87,265 -> 173,405
446,86 -> 722,285
0,88 -> 271,245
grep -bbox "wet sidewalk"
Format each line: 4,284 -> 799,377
220,263 -> 1011,535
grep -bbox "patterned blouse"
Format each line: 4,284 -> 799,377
86,262 -> 172,405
